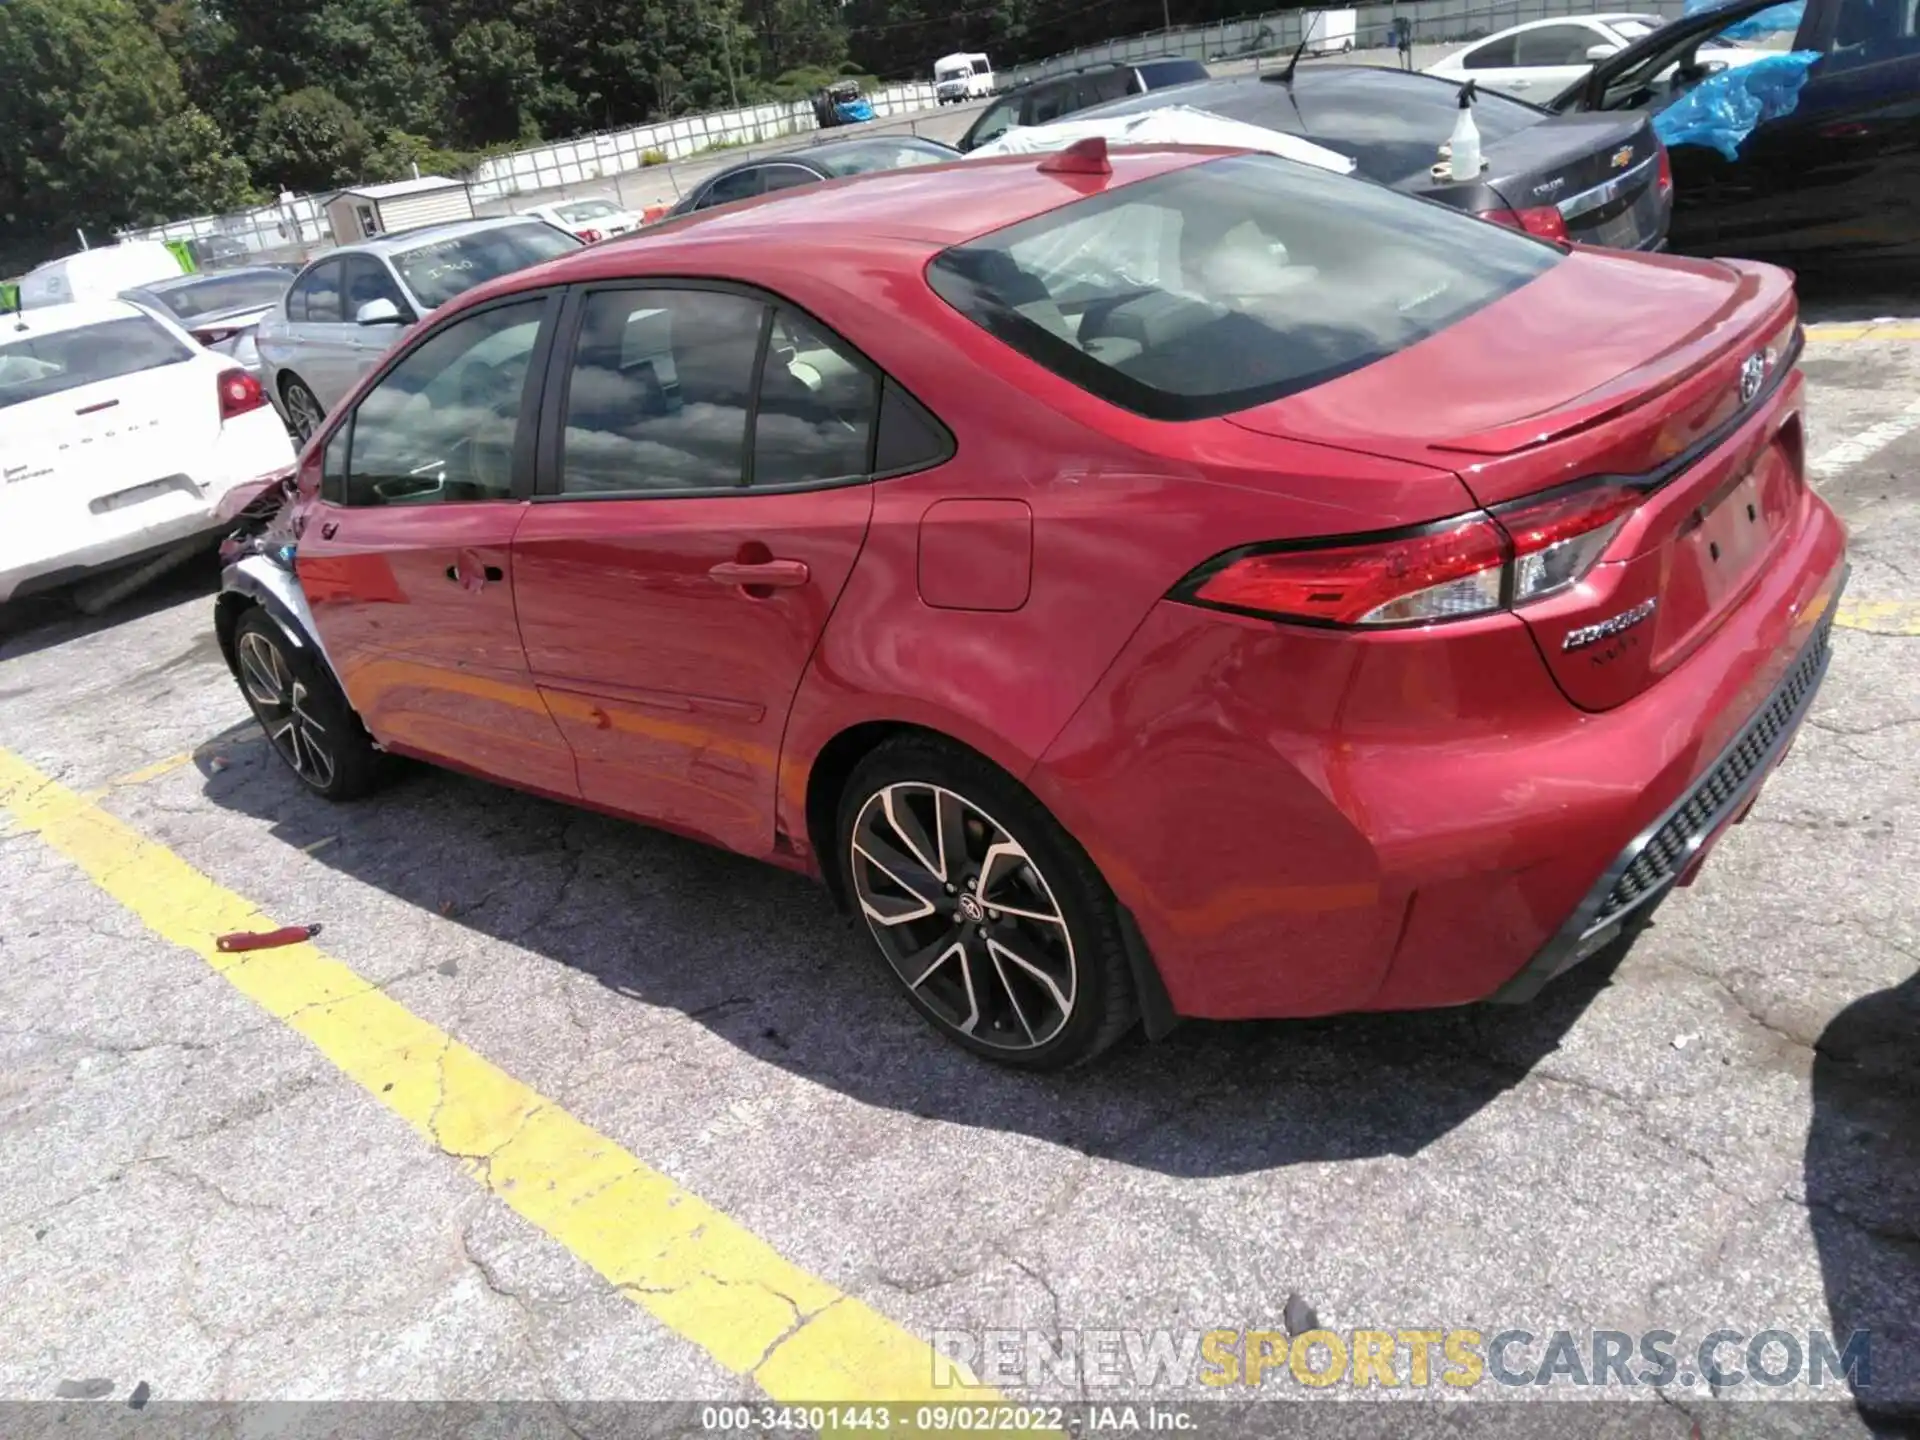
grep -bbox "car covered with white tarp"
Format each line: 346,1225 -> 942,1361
964,104 -> 1356,175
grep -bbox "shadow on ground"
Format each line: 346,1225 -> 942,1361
192,730 -> 1635,1180
0,551 -> 223,663
1806,970 -> 1920,1422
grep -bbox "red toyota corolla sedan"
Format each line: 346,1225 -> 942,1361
216,141 -> 1846,1069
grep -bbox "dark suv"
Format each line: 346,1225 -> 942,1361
956,57 -> 1211,151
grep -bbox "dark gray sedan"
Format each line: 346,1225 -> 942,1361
1075,67 -> 1672,251
120,267 -> 294,376
668,136 -> 960,217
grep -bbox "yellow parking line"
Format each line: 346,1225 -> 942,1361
108,751 -> 194,788
1804,322 -> 1920,343
0,745 -> 999,1415
1836,598 -> 1920,636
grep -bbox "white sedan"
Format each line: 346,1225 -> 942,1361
518,197 -> 643,242
1425,14 -> 1768,100
0,299 -> 295,608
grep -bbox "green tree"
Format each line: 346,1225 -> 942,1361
0,0 -> 253,267
449,18 -> 547,145
248,87 -> 374,194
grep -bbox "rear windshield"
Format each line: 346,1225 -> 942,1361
1290,81 -> 1544,182
151,272 -> 289,320
927,153 -> 1557,421
1136,58 -> 1210,87
0,315 -> 194,411
814,139 -> 956,177
556,200 -> 619,222
392,223 -> 583,310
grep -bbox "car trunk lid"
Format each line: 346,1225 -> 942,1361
1,359 -> 220,515
1225,249 -> 1803,710
1407,111 -> 1666,249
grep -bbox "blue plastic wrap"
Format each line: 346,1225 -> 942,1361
1652,50 -> 1821,161
1681,0 -> 1806,41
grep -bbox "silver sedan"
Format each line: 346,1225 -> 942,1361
256,216 -> 581,442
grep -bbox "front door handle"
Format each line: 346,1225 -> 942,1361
445,552 -> 505,591
708,559 -> 810,590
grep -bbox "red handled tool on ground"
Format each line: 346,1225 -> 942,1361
215,923 -> 322,953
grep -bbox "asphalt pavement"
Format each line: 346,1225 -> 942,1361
0,301 -> 1916,1434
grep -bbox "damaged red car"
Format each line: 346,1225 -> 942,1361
216,142 -> 1846,1068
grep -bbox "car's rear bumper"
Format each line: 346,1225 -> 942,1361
0,512 -> 228,603
1031,488 -> 1848,1021
1489,577 -> 1840,1003
0,414 -> 295,605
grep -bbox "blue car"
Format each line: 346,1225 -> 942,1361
814,82 -> 875,128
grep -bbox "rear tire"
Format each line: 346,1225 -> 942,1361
280,375 -> 325,445
837,734 -> 1138,1070
231,606 -> 385,801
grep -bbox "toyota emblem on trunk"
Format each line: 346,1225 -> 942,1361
1739,351 -> 1767,404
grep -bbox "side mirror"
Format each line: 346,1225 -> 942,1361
1586,42 -> 1622,61
355,298 -> 406,326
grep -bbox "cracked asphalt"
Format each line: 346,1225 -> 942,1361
0,313 -> 1915,1435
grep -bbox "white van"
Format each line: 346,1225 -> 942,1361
934,52 -> 994,104
18,242 -> 188,311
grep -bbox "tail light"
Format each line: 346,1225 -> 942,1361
578,227 -> 603,243
1477,205 -> 1571,243
217,367 -> 267,422
1496,483 -> 1640,604
1656,144 -> 1674,200
1178,482 -> 1641,628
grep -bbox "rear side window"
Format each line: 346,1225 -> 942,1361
1028,82 -> 1075,124
0,316 -> 193,411
1463,34 -> 1520,67
965,98 -> 1022,149
1135,59 -> 1210,88
1516,23 -> 1603,65
927,153 -> 1557,422
753,306 -> 878,487
700,168 -> 766,209
290,260 -> 344,323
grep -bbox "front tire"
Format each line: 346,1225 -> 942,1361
280,375 -> 325,444
838,735 -> 1138,1070
231,607 -> 385,801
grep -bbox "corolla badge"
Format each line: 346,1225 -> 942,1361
1739,351 -> 1767,405
1564,598 -> 1658,652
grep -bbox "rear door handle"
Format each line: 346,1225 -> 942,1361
708,559 -> 811,589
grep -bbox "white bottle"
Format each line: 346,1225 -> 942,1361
1448,83 -> 1482,182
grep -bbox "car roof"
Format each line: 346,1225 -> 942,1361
457,148 -> 1218,301
711,134 -> 953,171
339,215 -> 555,258
1481,12 -> 1658,33
136,267 -> 291,293
2,299 -> 146,337
1080,66 -> 1465,126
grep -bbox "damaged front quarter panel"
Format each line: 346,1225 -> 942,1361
213,467 -> 344,692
